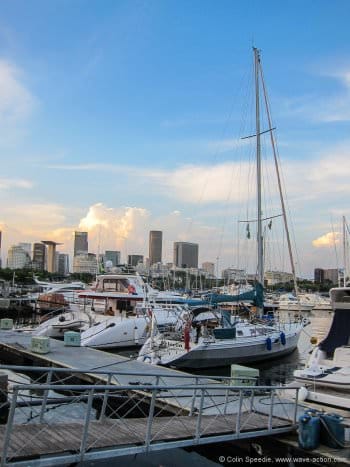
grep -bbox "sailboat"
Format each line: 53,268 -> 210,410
138,48 -> 304,369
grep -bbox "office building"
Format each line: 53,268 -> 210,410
314,268 -> 324,284
42,241 -> 62,273
32,243 -> 46,271
324,268 -> 339,284
202,262 -> 215,277
128,255 -> 144,267
73,253 -> 97,275
7,245 -> 31,269
19,243 -> 32,257
74,231 -> 88,256
58,253 -> 70,276
104,250 -> 121,267
149,231 -> 162,266
264,270 -> 293,286
173,242 -> 199,268
314,268 -> 338,285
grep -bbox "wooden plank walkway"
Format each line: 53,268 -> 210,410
0,413 -> 291,461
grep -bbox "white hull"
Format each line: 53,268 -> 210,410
139,323 -> 302,369
81,316 -> 149,348
80,307 -> 185,349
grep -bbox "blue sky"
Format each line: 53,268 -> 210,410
1,0 -> 350,276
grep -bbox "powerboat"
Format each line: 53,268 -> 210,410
294,287 -> 350,393
80,303 -> 187,349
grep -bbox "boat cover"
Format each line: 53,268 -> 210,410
319,309 -> 350,356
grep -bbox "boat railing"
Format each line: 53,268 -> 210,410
0,365 -> 300,466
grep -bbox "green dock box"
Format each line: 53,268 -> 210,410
31,336 -> 50,354
0,318 -> 13,330
230,364 -> 259,386
64,331 -> 81,347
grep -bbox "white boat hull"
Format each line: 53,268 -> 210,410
139,325 -> 302,369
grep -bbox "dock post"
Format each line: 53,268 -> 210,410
39,368 -> 53,423
1,386 -> 18,467
195,388 -> 205,442
80,389 -> 94,462
235,390 -> 243,435
99,373 -> 112,421
0,372 -> 9,424
268,389 -> 275,431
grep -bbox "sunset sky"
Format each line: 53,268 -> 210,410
1,0 -> 350,276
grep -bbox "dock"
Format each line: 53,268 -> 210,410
0,330 -> 302,465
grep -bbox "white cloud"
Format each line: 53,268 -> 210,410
47,144 -> 350,205
0,61 -> 36,123
0,178 -> 33,189
312,231 -> 340,248
281,66 -> 350,123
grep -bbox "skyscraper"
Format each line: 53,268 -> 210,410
33,243 -> 46,271
58,253 -> 70,276
42,241 -> 62,273
149,231 -> 162,265
74,231 -> 88,256
173,242 -> 199,268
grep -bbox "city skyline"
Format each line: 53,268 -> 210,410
0,1 -> 349,277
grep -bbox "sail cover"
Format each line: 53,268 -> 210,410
319,309 -> 350,356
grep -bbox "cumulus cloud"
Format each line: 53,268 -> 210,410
312,231 -> 340,248
78,203 -> 151,253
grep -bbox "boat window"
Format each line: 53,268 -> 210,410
102,279 -> 129,292
237,330 -> 243,336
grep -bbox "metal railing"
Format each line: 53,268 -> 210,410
0,365 -> 299,466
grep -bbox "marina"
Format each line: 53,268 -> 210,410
0,3 -> 349,465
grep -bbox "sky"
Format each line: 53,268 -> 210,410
0,0 -> 350,277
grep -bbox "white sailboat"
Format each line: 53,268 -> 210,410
138,48 -> 304,369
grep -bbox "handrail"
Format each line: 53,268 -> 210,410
11,383 -> 300,391
0,364 -> 256,381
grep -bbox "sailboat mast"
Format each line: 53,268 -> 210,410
254,48 -> 264,290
